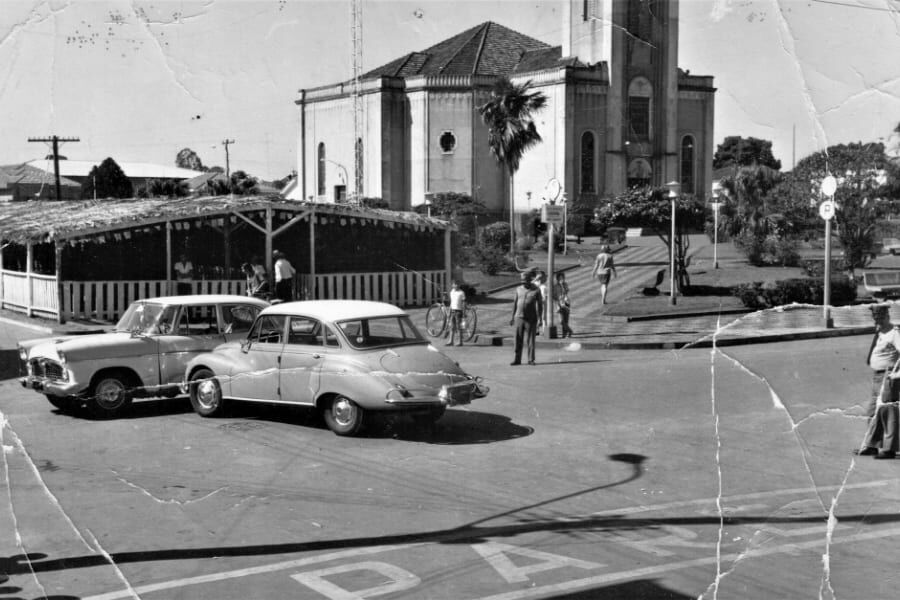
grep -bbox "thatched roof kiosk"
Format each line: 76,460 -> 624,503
0,195 -> 453,322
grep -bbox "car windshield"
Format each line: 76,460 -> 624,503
115,302 -> 178,334
336,315 -> 425,349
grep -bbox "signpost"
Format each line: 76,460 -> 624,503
820,175 -> 837,329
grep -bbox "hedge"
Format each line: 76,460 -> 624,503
732,277 -> 857,310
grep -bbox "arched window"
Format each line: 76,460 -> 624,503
580,131 -> 596,193
627,77 -> 652,140
627,158 -> 652,189
680,135 -> 695,195
317,143 -> 326,196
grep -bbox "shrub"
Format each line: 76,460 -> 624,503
474,245 -> 514,275
732,277 -> 857,310
734,232 -> 801,266
481,222 -> 511,251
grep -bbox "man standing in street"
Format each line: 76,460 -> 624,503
273,250 -> 296,303
446,281 -> 466,346
855,304 -> 900,458
509,270 -> 543,366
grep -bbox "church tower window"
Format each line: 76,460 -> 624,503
680,135 -> 695,195
627,77 -> 652,140
580,131 -> 596,193
317,143 -> 326,197
439,131 -> 457,154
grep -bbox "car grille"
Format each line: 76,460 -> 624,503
29,358 -> 66,381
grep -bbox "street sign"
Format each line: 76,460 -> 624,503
819,199 -> 835,221
821,175 -> 837,197
541,204 -> 565,226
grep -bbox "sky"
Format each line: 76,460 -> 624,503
1,0 -> 899,182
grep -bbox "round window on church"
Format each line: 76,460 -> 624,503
439,131 -> 457,154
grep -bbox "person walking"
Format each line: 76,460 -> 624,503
273,250 -> 296,303
555,271 -> 573,338
855,304 -> 900,458
592,244 -> 617,305
445,281 -> 466,346
509,270 -> 543,366
174,253 -> 194,295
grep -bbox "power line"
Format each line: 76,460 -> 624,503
812,0 -> 900,12
27,135 -> 79,200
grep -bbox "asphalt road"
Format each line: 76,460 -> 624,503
1,333 -> 897,599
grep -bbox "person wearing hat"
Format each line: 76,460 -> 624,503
509,270 -> 543,366
855,304 -> 900,458
592,244 -> 617,305
273,250 -> 296,303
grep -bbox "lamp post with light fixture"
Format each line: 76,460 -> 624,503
319,158 -> 350,203
666,181 -> 680,305
710,183 -> 724,269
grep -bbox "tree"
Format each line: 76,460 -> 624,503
415,192 -> 487,219
718,164 -> 782,237
81,157 -> 133,199
593,187 -> 705,293
137,178 -> 188,198
478,76 -> 548,253
210,170 -> 259,196
713,136 -> 782,170
785,142 -> 894,277
176,148 -> 205,171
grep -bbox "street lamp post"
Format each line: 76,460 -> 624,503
319,158 -> 350,203
820,175 -> 837,329
711,183 -> 723,269
666,181 -> 681,305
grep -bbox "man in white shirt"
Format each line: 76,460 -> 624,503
446,281 -> 466,346
273,250 -> 296,302
856,304 -> 900,459
174,253 -> 193,295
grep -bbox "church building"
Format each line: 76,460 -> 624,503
292,0 -> 715,220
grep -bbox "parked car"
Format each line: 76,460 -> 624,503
183,300 -> 489,436
19,295 -> 269,418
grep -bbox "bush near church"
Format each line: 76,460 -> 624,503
732,278 -> 857,310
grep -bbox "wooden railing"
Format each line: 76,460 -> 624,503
0,270 -> 59,318
0,270 -> 446,323
299,270 -> 445,307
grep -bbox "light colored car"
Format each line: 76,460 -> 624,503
183,300 -> 488,436
19,295 -> 269,418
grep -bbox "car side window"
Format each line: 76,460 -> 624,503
288,317 -> 321,346
222,304 -> 261,335
249,315 -> 285,345
182,304 -> 220,335
323,325 -> 340,347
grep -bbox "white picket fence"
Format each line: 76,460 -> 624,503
0,269 -> 445,322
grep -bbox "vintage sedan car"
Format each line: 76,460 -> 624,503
184,300 -> 488,436
19,295 -> 269,418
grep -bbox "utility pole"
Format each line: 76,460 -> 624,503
351,0 -> 363,205
28,135 -> 79,200
222,139 -> 235,179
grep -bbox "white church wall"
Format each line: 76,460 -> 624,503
427,91 -> 475,197
408,90 -> 428,208
513,80 -> 567,217
304,97 -> 355,203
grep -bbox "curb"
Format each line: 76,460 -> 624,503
484,325 -> 873,351
0,315 -> 56,335
598,307 -> 753,322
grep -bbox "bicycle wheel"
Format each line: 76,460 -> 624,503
425,304 -> 448,337
461,307 -> 478,342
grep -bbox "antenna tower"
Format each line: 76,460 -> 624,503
351,0 -> 363,204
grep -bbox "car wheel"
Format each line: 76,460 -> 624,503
323,395 -> 364,436
88,373 -> 133,418
190,368 -> 225,417
46,394 -> 76,413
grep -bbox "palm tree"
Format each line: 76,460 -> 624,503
479,76 -> 547,253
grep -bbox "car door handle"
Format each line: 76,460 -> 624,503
312,354 -> 322,359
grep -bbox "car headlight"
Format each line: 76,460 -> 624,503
18,347 -> 27,361
57,349 -> 67,364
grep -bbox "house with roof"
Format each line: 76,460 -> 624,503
0,163 -> 81,201
25,158 -> 203,193
292,0 -> 715,225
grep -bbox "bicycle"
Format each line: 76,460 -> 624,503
425,293 -> 478,342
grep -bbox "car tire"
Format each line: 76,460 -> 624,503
46,394 -> 77,413
88,372 -> 133,418
189,368 -> 225,417
323,395 -> 364,436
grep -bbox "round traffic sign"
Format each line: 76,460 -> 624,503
820,175 -> 837,197
819,200 -> 835,220
545,178 -> 562,202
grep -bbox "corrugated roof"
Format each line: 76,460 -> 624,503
25,159 -> 203,180
363,21 -> 554,79
0,195 -> 451,244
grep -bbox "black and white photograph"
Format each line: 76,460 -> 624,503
2,0 -> 900,598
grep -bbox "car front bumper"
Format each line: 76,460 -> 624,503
19,376 -> 84,397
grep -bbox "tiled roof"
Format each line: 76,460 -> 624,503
363,21 -> 555,79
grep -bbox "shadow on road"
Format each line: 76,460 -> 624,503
0,349 -> 21,381
539,578 -> 696,599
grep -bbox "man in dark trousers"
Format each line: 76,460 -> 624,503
509,270 -> 543,366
